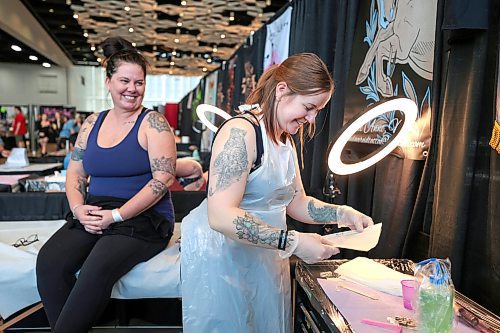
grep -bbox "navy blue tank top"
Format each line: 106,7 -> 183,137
83,109 -> 174,223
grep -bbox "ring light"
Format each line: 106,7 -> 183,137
328,98 -> 418,175
196,104 -> 232,132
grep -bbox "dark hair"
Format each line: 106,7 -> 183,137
246,53 -> 334,146
100,37 -> 149,79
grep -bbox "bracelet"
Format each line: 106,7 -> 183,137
277,230 -> 288,250
71,204 -> 82,218
111,208 -> 124,223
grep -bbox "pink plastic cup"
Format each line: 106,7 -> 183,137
401,280 -> 417,310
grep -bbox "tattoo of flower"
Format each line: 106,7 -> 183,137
307,200 -> 339,223
209,128 -> 248,196
148,178 -> 168,196
147,112 -> 171,133
233,213 -> 281,248
151,156 -> 176,176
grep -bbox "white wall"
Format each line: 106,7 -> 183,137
0,62 -> 68,105
1,62 -> 200,112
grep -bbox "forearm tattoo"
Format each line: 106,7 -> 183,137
232,212 -> 295,249
151,156 -> 176,176
148,178 -> 168,197
71,147 -> 85,161
147,112 -> 171,133
75,176 -> 87,197
209,128 -> 248,196
307,199 -> 339,223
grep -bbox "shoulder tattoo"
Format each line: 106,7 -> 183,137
147,112 -> 171,133
209,127 -> 248,196
307,200 -> 339,223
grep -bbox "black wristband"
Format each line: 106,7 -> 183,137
282,230 -> 289,250
278,230 -> 285,250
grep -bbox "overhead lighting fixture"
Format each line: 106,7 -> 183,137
83,31 -> 89,38
202,67 -> 208,72
229,12 -> 235,21
132,42 -> 136,47
174,38 -> 180,43
29,55 -> 38,61
124,6 -> 130,11
172,50 -> 177,56
170,61 -> 175,66
91,45 -> 96,51
11,45 -> 22,52
196,104 -> 232,132
327,98 -> 418,175
73,13 -> 79,19
49,8 -> 54,13
129,27 -> 134,33
212,45 -> 218,53
181,0 -> 187,5
220,34 -> 226,39
42,62 -> 51,68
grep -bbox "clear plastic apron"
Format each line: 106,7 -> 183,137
181,121 -> 296,333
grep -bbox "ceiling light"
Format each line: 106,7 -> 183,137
83,32 -> 88,37
169,70 -> 173,75
220,34 -> 226,39
66,0 -> 72,4
42,62 -> 51,68
181,1 -> 187,5
124,6 -> 130,11
71,40 -> 76,44
170,61 -> 175,66
161,53 -> 167,58
202,67 -> 207,72
177,21 -> 183,27
152,45 -> 157,51
97,57 -> 102,63
207,58 -> 212,63
212,46 -> 218,52
129,27 -> 134,32
49,8 -> 54,13
174,38 -> 180,43
11,45 -> 22,52
91,46 -> 96,51
229,12 -> 235,21
132,42 -> 136,47
172,50 -> 177,56
29,55 -> 38,61
61,24 -> 66,29
73,13 -> 79,19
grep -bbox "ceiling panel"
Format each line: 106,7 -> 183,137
11,0 -> 290,76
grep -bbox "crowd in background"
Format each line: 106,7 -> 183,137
0,106 -> 83,157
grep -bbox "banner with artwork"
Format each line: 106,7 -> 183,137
200,71 -> 218,152
263,7 -> 292,71
344,0 -> 437,160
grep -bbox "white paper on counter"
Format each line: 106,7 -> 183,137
323,223 -> 382,252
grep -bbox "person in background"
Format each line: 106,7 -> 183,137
181,53 -> 374,332
36,36 -> 177,333
0,137 -> 10,158
50,111 -> 64,144
12,106 -> 27,148
37,113 -> 52,156
170,158 -> 207,191
58,114 -> 77,150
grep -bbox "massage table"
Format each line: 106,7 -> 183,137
0,219 -> 182,331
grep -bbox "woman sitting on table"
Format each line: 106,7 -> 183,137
36,36 -> 176,333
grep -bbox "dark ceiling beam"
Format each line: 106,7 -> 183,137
0,0 -> 73,67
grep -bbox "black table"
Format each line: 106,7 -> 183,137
294,260 -> 500,332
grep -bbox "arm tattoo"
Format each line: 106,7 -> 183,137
148,178 -> 168,197
233,212 -> 281,248
75,176 -> 87,197
209,128 -> 248,196
147,112 -> 171,133
307,199 -> 339,223
151,156 -> 176,176
71,147 -> 85,161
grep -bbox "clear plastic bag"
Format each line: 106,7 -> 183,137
415,258 -> 455,333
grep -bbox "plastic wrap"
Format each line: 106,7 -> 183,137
415,258 -> 455,333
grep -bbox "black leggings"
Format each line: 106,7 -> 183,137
36,222 -> 166,333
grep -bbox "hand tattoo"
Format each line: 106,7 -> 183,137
147,112 -> 171,133
307,200 -> 339,223
209,128 -> 248,196
151,156 -> 176,176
